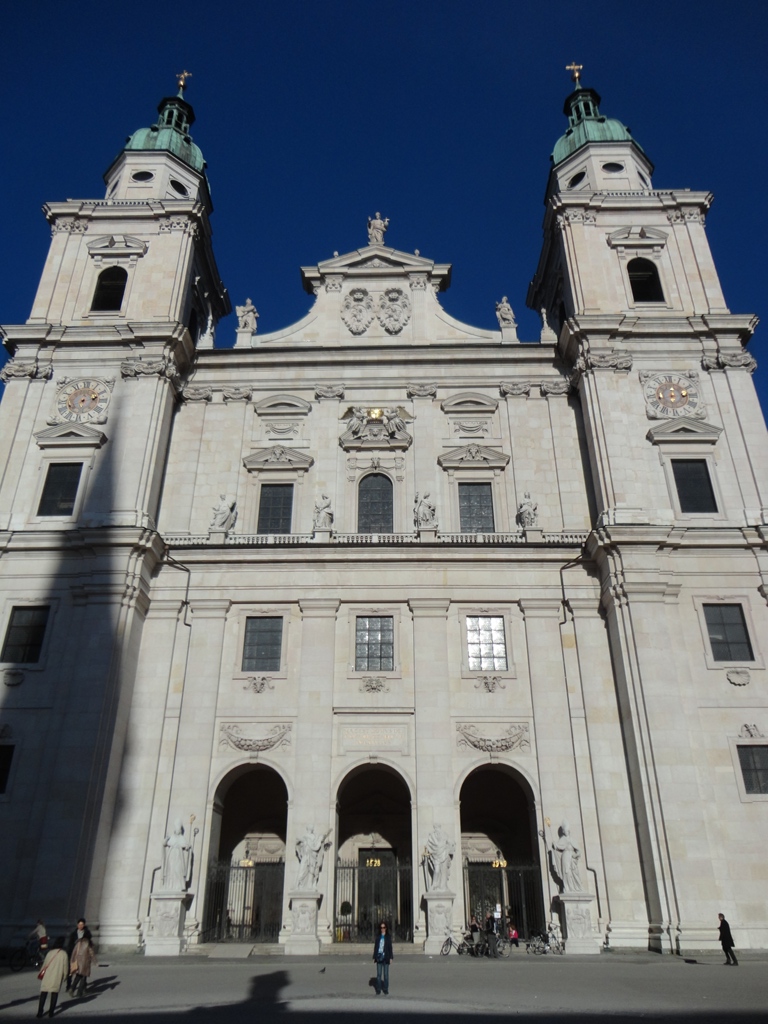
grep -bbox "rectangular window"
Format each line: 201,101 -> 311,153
459,483 -> 495,532
0,746 -> 14,795
737,745 -> 768,795
256,484 -> 294,534
37,463 -> 83,517
1,606 -> 50,663
467,615 -> 507,671
703,604 -> 754,662
355,616 -> 394,671
671,459 -> 717,514
242,617 -> 283,672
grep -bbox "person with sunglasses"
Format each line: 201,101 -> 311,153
372,921 -> 393,995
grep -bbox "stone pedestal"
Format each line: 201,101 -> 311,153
423,891 -> 455,954
312,528 -> 332,543
557,892 -> 601,954
523,528 -> 543,542
500,325 -> 519,344
285,890 -> 322,955
235,328 -> 256,349
417,528 -> 438,541
207,529 -> 227,544
144,892 -> 191,956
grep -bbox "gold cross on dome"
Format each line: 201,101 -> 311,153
565,62 -> 583,85
176,70 -> 193,92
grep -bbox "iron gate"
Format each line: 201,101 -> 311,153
463,862 -> 545,939
202,860 -> 285,942
335,851 -> 412,942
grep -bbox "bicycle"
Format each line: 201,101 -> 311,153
440,933 -> 471,955
9,939 -> 45,972
526,932 -> 564,955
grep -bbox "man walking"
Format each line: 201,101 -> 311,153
718,913 -> 738,966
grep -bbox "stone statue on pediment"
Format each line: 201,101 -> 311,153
495,296 -> 517,328
367,212 -> 389,245
236,298 -> 258,333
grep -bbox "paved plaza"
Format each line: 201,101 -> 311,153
0,950 -> 766,1023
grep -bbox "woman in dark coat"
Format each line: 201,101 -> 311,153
718,913 -> 738,966
372,921 -> 393,995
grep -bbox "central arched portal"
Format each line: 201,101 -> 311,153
334,765 -> 413,942
203,765 -> 288,943
460,766 -> 545,938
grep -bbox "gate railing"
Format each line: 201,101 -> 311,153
202,859 -> 285,943
462,862 -> 545,939
334,860 -> 412,943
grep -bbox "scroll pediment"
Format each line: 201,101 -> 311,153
253,394 -> 312,417
243,446 -> 315,472
441,392 -> 499,414
86,234 -> 148,258
438,444 -> 510,470
34,422 -> 107,449
647,418 -> 722,445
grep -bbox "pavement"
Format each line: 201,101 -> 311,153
1,948 -> 766,1022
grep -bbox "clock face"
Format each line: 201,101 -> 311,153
56,378 -> 112,422
643,373 -> 700,418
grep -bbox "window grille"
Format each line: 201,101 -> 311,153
242,617 -> 283,672
672,460 -> 718,514
358,475 -> 393,533
466,616 -> 507,671
737,745 -> 768,795
459,483 -> 495,532
1,606 -> 50,664
703,605 -> 754,662
257,484 -> 294,534
355,616 -> 394,671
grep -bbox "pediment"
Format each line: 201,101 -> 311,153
647,418 -> 722,445
302,245 -> 452,295
86,234 -> 148,258
34,423 -> 107,449
253,394 -> 312,417
607,226 -> 668,249
438,444 -> 510,470
242,446 -> 315,472
441,392 -> 499,414
317,246 -> 438,273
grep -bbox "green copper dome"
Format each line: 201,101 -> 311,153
122,90 -> 205,173
552,86 -> 644,166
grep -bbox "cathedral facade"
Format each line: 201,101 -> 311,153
1,78 -> 766,955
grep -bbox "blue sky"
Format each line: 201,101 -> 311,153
2,0 -> 766,418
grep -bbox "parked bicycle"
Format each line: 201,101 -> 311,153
440,933 -> 471,955
9,938 -> 45,972
526,931 -> 564,955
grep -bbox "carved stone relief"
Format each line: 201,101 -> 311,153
339,407 -> 412,450
360,676 -> 389,693
315,384 -> 345,400
182,386 -> 213,403
540,380 -> 571,397
727,669 -> 751,687
739,723 -> 763,738
456,722 -> 531,753
340,288 -> 375,335
499,381 -> 533,397
346,455 -> 404,482
222,386 -> 253,402
219,723 -> 292,752
377,288 -> 411,334
0,360 -> 53,383
406,382 -> 438,398
703,352 -> 757,374
121,357 -> 178,382
475,675 -> 505,692
243,676 -> 274,694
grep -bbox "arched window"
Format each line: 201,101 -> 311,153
91,266 -> 128,312
627,257 -> 664,303
358,474 -> 393,533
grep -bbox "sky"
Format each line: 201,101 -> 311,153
2,0 -> 767,419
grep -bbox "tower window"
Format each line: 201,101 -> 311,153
355,616 -> 394,671
703,605 -> 754,662
459,483 -> 495,533
627,258 -> 664,303
671,459 -> 717,514
257,484 -> 294,534
91,266 -> 127,312
1,606 -> 50,664
242,617 -> 283,672
358,474 -> 393,533
37,463 -> 83,517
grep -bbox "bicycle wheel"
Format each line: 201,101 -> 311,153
552,941 -> 565,954
496,939 -> 510,958
9,948 -> 28,972
440,936 -> 453,956
457,940 -> 470,955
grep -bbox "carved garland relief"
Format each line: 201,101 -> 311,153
340,287 -> 411,336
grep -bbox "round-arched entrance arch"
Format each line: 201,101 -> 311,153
459,765 -> 545,939
203,765 -> 288,943
334,765 -> 413,942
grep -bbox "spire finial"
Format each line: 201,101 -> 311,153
176,70 -> 193,97
565,62 -> 583,87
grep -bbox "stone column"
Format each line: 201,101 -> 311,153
282,599 -> 340,949
409,599 -> 458,949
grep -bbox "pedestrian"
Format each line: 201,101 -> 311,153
372,920 -> 393,995
718,913 -> 738,966
508,922 -> 520,948
485,913 -> 499,958
69,932 -> 96,997
65,919 -> 91,992
36,936 -> 68,1018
